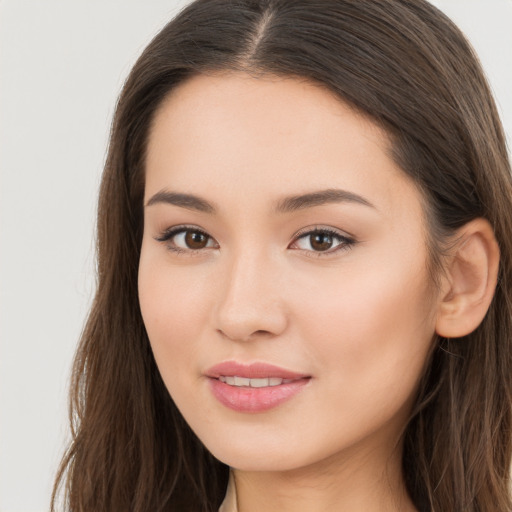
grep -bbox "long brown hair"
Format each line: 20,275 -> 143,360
52,1 -> 512,510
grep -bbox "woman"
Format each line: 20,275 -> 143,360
52,0 -> 512,510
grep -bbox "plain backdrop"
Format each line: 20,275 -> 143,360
1,1 -> 511,511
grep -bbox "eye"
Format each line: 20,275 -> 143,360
290,227 -> 355,255
155,226 -> 218,253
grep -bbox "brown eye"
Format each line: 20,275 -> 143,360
291,228 -> 355,256
156,226 -> 217,253
185,230 -> 209,249
309,232 -> 334,251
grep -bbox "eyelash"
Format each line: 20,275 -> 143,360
155,226 -> 217,256
154,225 -> 356,258
291,226 -> 356,257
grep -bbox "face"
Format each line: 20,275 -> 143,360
138,72 -> 439,472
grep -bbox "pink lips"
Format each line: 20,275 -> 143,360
205,361 -> 310,413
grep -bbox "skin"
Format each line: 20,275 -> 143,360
138,71 -> 443,512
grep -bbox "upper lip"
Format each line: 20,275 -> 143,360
205,361 -> 309,380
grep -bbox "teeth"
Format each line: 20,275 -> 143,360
250,378 -> 270,388
218,376 -> 284,387
234,376 -> 250,387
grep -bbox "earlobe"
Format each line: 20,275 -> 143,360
435,218 -> 500,338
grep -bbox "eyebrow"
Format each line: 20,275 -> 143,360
145,188 -> 375,214
145,190 -> 216,213
274,188 -> 375,213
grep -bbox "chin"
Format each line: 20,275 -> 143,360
213,451 -> 304,472
201,435 -> 320,472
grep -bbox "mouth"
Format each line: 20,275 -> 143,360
218,376 -> 294,387
205,361 -> 311,413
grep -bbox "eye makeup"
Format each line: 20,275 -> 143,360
290,225 -> 356,257
154,224 -> 357,257
155,225 -> 218,255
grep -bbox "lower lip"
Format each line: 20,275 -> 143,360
208,378 -> 310,413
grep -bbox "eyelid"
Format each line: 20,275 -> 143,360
292,224 -> 355,241
289,225 -> 357,257
154,224 -> 219,255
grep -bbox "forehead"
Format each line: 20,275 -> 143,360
144,71 -> 423,220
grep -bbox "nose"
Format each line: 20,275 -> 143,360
213,248 -> 288,343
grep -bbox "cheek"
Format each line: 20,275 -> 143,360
138,251 -> 213,383
298,253 -> 435,412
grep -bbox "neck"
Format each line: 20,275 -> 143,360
232,442 -> 417,512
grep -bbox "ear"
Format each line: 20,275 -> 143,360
435,218 -> 500,338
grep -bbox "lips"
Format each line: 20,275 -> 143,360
206,361 -> 309,380
205,361 -> 311,413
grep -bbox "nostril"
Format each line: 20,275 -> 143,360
253,329 -> 271,336
217,328 -> 274,342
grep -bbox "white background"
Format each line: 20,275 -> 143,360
1,1 -> 511,510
